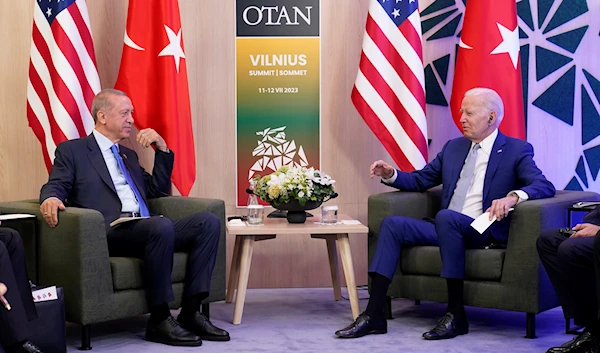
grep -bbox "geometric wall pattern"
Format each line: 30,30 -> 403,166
418,0 -> 600,191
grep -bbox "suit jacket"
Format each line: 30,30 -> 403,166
40,134 -> 174,229
583,206 -> 600,225
388,132 -> 556,240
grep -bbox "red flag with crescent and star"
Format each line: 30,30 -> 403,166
114,0 -> 196,196
450,0 -> 525,139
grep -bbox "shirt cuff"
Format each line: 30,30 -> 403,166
508,190 -> 529,205
381,169 -> 398,184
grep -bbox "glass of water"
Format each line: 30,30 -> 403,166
247,205 -> 264,225
321,205 -> 338,224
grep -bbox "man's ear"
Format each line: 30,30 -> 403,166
97,111 -> 106,124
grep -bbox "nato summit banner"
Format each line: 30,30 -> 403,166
235,0 -> 320,206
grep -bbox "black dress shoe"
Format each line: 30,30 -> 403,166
178,312 -> 231,341
586,339 -> 600,353
146,316 -> 202,346
547,331 -> 598,353
335,312 -> 387,338
422,312 -> 469,340
10,341 -> 43,353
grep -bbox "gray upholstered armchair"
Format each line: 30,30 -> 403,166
0,196 -> 226,349
368,187 -> 600,337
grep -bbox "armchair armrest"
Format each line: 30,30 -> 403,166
501,190 -> 600,286
147,196 -> 225,221
368,186 -> 443,238
0,200 -> 112,325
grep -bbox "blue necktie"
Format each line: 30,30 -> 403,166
448,143 -> 481,213
110,145 -> 150,217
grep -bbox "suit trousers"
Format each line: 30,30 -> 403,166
106,212 -> 220,306
369,209 -> 493,280
537,229 -> 597,326
0,228 -> 37,347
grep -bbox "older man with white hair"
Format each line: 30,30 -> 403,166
335,87 -> 556,340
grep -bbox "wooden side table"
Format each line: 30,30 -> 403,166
225,214 -> 368,324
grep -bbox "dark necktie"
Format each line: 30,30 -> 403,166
110,145 -> 150,217
448,143 -> 481,212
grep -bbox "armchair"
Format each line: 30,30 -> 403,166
0,196 -> 226,349
368,187 -> 600,338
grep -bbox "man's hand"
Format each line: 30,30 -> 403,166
370,160 -> 395,179
486,195 -> 518,221
40,198 -> 66,228
0,282 -> 6,296
571,223 -> 600,237
137,128 -> 167,152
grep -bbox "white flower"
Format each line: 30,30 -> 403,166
253,165 -> 336,204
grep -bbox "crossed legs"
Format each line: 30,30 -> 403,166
336,209 -> 491,340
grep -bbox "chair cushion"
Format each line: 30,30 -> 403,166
401,246 -> 506,281
110,252 -> 188,291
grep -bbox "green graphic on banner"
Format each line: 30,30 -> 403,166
235,0 -> 320,206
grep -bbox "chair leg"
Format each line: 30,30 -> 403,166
385,296 -> 393,320
565,318 -> 584,334
78,324 -> 92,350
201,303 -> 210,320
525,313 -> 536,338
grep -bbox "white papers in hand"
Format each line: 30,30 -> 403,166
109,217 -> 149,227
470,208 -> 514,234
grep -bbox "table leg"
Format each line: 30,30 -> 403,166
226,236 -> 243,303
311,234 -> 341,301
233,235 -> 255,324
337,233 -> 360,319
325,237 -> 341,300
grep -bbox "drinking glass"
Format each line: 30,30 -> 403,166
247,205 -> 264,225
321,205 -> 338,224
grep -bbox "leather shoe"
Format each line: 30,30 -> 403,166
547,331 -> 598,353
146,316 -> 202,346
335,312 -> 387,338
178,312 -> 230,341
10,341 -> 43,353
586,339 -> 600,353
422,312 -> 469,340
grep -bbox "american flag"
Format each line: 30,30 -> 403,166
27,0 -> 100,170
351,0 -> 427,171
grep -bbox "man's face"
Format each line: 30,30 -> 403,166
98,95 -> 134,142
459,95 -> 494,143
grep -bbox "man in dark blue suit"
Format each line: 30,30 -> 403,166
39,89 -> 229,347
335,87 -> 555,340
537,207 -> 600,353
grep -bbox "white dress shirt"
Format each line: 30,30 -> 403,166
383,129 -> 528,219
92,130 -> 140,213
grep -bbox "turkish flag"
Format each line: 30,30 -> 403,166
450,0 -> 525,139
115,0 -> 195,196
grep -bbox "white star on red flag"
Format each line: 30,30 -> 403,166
490,22 -> 520,69
158,24 -> 185,73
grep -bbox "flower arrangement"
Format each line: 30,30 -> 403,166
253,165 -> 337,206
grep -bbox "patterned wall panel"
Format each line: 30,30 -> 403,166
419,0 -> 600,191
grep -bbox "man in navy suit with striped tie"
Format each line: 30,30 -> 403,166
39,89 -> 229,347
335,87 -> 555,340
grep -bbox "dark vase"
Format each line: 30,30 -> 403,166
270,199 -> 322,223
